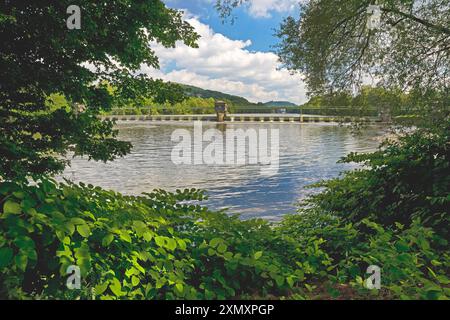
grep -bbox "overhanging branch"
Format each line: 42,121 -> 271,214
382,7 -> 450,36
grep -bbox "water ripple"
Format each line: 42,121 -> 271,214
61,122 -> 384,220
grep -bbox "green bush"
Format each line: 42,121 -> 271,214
2,177 -> 447,300
303,121 -> 450,238
279,212 -> 449,299
0,179 -> 306,299
277,122 -> 450,299
355,219 -> 450,300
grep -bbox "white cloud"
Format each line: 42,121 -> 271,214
141,17 -> 307,104
245,0 -> 298,18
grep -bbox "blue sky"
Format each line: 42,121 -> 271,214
143,0 -> 307,104
176,2 -> 292,52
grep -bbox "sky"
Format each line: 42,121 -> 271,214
141,0 -> 307,104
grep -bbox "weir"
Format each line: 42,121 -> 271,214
100,113 -> 381,123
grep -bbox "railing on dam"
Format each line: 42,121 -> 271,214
100,113 -> 382,123
105,106 -> 381,117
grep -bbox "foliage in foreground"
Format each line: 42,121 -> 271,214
0,123 -> 449,300
305,121 -> 450,239
0,179 -> 296,299
0,179 -> 448,300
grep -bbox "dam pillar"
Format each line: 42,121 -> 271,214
214,100 -> 228,122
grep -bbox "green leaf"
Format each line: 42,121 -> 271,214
431,259 -> 442,266
175,283 -> 184,293
74,245 -> 91,259
177,239 -> 187,251
131,276 -> 140,287
71,217 -> 86,225
254,251 -> 263,260
274,275 -> 285,287
132,220 -> 147,236
119,232 -> 131,243
31,132 -> 42,140
394,222 -> 404,230
13,236 -> 35,251
12,191 -> 25,199
165,238 -> 177,251
142,232 -> 153,242
417,236 -> 430,250
436,275 -> 450,285
217,243 -> 227,254
64,221 -> 75,235
23,248 -> 37,260
155,236 -> 165,247
0,247 -> 13,268
77,224 -> 91,238
102,234 -> 114,246
3,200 -> 21,214
109,278 -> 124,297
209,237 -> 222,248
95,282 -> 109,296
286,276 -> 295,288
223,251 -> 233,260
14,253 -> 28,272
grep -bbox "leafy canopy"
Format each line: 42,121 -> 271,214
216,1 -> 449,108
0,0 -> 198,179
274,0 -> 450,96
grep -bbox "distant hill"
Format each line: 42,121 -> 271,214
180,84 -> 252,106
178,83 -> 298,107
262,101 -> 298,107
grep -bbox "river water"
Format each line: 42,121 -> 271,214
62,121 -> 385,220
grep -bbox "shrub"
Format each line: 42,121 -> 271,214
302,121 -> 450,239
279,212 -> 450,299
0,179 -> 303,299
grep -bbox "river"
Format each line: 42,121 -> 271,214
62,121 -> 386,220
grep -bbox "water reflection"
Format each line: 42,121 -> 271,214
62,122 -> 385,220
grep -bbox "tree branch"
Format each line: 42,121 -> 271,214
382,7 -> 450,36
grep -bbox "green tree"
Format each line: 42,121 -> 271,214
273,0 -> 449,96
0,1 -> 198,179
217,1 -> 449,110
